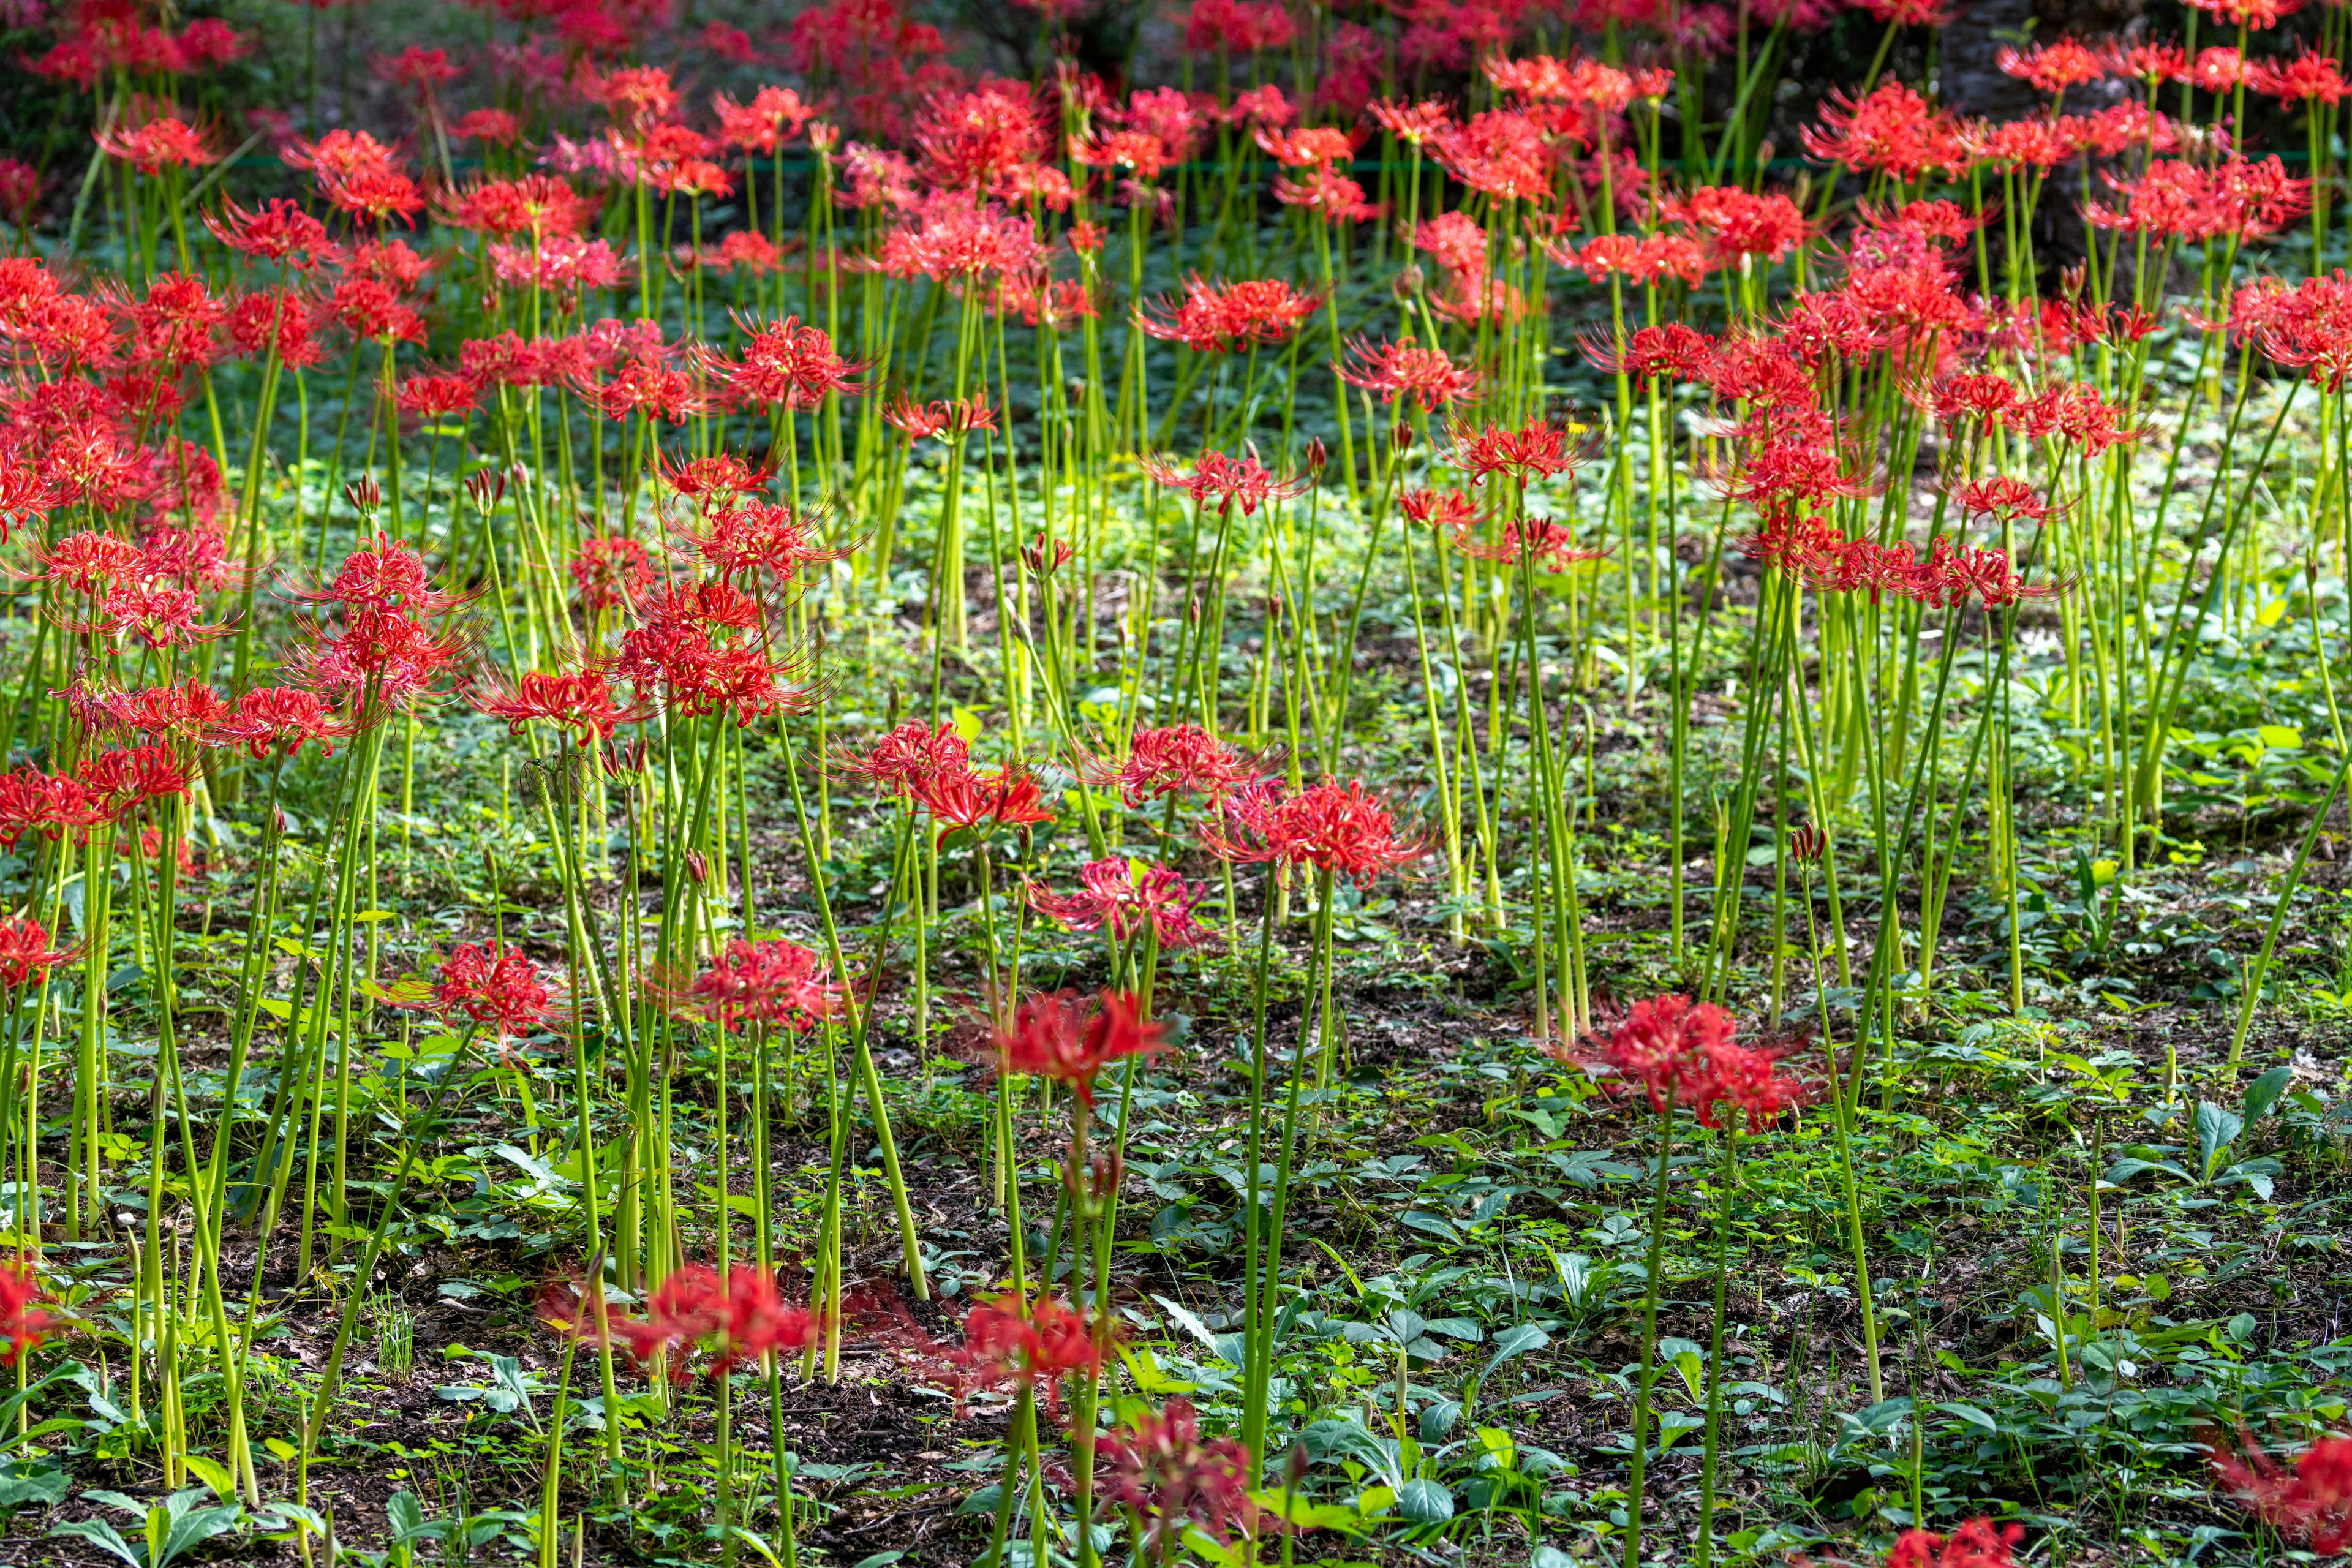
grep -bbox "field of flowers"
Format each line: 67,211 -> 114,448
1,0 -> 2351,1562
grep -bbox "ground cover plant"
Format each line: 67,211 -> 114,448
3,0 -> 2352,1563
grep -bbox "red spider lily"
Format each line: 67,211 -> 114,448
440,175 -> 598,239
680,937 -> 841,1032
0,917 -> 70,989
993,989 -> 1166,1104
881,394 -> 997,440
0,1265 -> 59,1366
1950,477 -> 2054,524
1085,724 -> 1264,805
1689,1036 -> 1809,1132
1428,109 -> 1553,203
77,744 -> 193,821
1451,516 -> 1610,572
1580,993 -> 1735,1114
0,768 -> 104,846
1400,487 -> 1479,534
282,603 -> 467,710
84,680 -> 232,739
298,534 -> 466,615
1853,0 -> 1953,23
590,1264 -> 816,1377
911,763 -> 1057,843
1997,37 -> 2107,93
396,374 -> 478,421
1138,448 -> 1308,516
2252,51 -> 2348,104
453,109 -> 521,145
874,197 -> 1040,283
1585,323 -> 1717,387
1664,185 -> 1808,260
1335,336 -> 1480,409
1028,858 -> 1212,949
1744,511 -> 1849,578
1446,415 -> 1597,485
658,451 -> 773,503
1098,1398 -> 1262,1549
1885,1519 -> 2029,1568
1020,530 -> 1074,574
96,113 -> 218,175
1181,0 -> 1294,53
1801,80 -> 1967,180
206,687 -> 353,760
205,198 -> 339,270
432,943 -> 555,1036
949,1292 -> 1109,1410
472,669 -> 652,746
1137,276 -> 1321,353
838,721 -> 971,796
1370,97 -> 1454,145
728,315 -> 864,409
2212,1431 -> 2352,1552
571,535 -> 654,614
1272,164 -> 1385,222
2013,383 -> 2149,456
1916,537 -> 2067,609
1205,778 -> 1426,884
284,129 -> 423,225
1561,232 -> 1713,289
2187,0 -> 2303,27
713,85 -> 817,154
683,502 -> 843,585
1254,125 -> 1359,168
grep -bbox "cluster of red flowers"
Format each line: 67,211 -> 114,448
680,937 -> 841,1033
949,1291 -> 1107,1410
2213,1432 -> 2352,1553
1207,778 -> 1426,885
993,989 -> 1166,1105
1096,1397 -> 1263,1549
0,1264 -> 58,1368
1028,858 -> 1211,951
1572,995 -> 1806,1131
431,942 -> 556,1036
562,1262 -> 815,1378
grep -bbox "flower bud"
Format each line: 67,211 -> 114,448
686,849 -> 708,884
344,475 -> 382,516
1305,437 -> 1328,477
1392,421 -> 1414,452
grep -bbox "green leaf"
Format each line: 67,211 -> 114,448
2196,1101 -> 2244,1180
50,1516 -> 143,1568
1937,1401 -> 1999,1432
1395,1478 -> 1455,1523
0,1458 -> 67,1511
2243,1065 -> 2296,1126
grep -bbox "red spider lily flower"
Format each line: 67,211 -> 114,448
0,1265 -> 59,1366
205,198 -> 339,270
1951,477 -> 2054,524
873,197 -> 1040,282
1028,858 -> 1212,949
911,763 -> 1057,844
1585,323 -> 1717,388
0,159 -> 38,224
1181,0 -> 1294,53
1446,415 -> 1597,485
881,394 -> 997,440
1336,337 -> 1480,409
77,744 -> 193,820
96,113 -> 217,175
1139,448 -> 1309,515
680,937 -> 840,1033
453,108 -> 522,145
284,129 -> 423,225
1085,724 -> 1264,805
713,85 -> 817,155
949,1292 -> 1109,1411
440,175 -> 597,239
282,602 -> 467,711
1886,1518 -> 2029,1568
683,502 -> 843,586
1271,164 -> 1384,222
838,721 -> 972,796
1370,97 -> 1453,145
728,316 -> 864,409
432,943 -> 554,1035
1801,80 -> 1967,180
1664,185 -> 1808,260
0,768 -> 104,846
993,989 -> 1166,1104
297,533 -> 462,614
2013,382 -> 2150,456
594,1264 -> 817,1377
1137,276 -> 1321,354
1853,0 -> 1953,23
206,687 -> 353,760
1744,511 -> 1849,578
1400,488 -> 1478,534
396,374 -> 479,421
1098,1398 -> 1262,1550
2252,51 -> 2348,104
2182,45 -> 2248,91
1254,124 -> 1361,168
1451,516 -> 1610,571
658,451 -> 772,503
2187,0 -> 2304,28
0,916 -> 69,989
472,669 -> 652,746
1578,993 -> 1735,1114
375,45 -> 456,91
85,680 -> 232,739
1916,536 -> 2067,609
1717,440 -> 1875,516
571,536 -> 654,614
1689,1035 -> 1809,1131
1429,109 -> 1553,202
1205,778 -> 1426,884
1997,37 -> 2108,92
1020,530 -> 1075,574
913,80 -> 1054,192
2212,1432 -> 2352,1552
